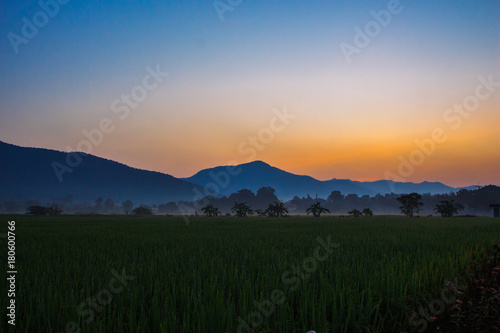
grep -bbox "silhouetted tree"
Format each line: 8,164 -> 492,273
345,193 -> 359,205
132,205 -> 153,216
256,187 -> 279,209
306,202 -> 330,218
122,200 -> 133,215
201,204 -> 220,217
348,208 -> 362,217
434,200 -> 464,217
104,198 -> 115,213
26,206 -> 50,216
327,190 -> 344,203
231,202 -> 254,217
362,208 -> 373,217
26,205 -> 62,216
255,209 -> 267,216
264,204 -> 276,217
266,201 -> 288,217
229,189 -> 256,205
397,193 -> 424,217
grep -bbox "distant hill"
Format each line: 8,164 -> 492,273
182,161 -> 460,200
0,141 -> 203,204
0,141 -> 471,204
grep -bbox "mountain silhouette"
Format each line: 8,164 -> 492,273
1,141 -> 468,204
182,160 -> 460,200
0,141 -> 202,204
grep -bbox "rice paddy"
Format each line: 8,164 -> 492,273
1,215 -> 499,332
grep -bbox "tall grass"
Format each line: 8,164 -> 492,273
1,216 -> 499,332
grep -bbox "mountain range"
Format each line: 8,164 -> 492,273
182,161 -> 464,200
0,141 -> 204,204
0,141 -> 473,204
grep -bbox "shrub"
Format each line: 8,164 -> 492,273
131,205 -> 154,216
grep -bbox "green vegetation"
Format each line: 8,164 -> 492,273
1,216 -> 499,332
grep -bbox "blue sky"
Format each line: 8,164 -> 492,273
0,0 -> 499,186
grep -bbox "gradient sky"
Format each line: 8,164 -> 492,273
0,0 -> 499,187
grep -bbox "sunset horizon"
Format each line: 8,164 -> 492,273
0,140 -> 499,188
1,1 -> 499,190
1,2 -> 500,331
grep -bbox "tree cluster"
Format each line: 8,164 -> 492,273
1,185 -> 498,217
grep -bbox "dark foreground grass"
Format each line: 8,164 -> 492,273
0,216 -> 499,332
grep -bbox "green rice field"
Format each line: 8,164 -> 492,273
1,216 -> 499,332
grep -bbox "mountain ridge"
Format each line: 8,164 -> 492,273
0,140 -> 204,204
182,160 -> 465,200
0,141 -> 476,203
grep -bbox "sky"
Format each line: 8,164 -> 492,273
0,0 -> 499,187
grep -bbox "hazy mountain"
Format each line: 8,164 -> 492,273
182,160 -> 459,200
0,141 -> 202,204
0,141 -> 466,204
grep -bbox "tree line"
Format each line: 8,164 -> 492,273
2,185 -> 498,216
196,193 -> 464,218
